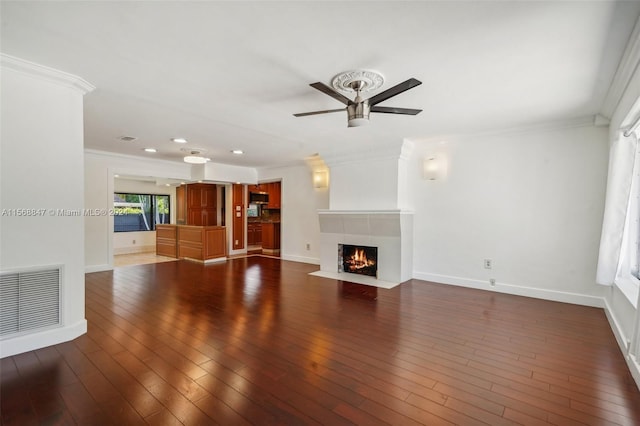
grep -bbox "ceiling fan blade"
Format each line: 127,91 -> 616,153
370,106 -> 422,115
293,108 -> 345,117
367,78 -> 422,106
309,82 -> 352,105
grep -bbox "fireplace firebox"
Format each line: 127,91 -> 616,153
339,244 -> 378,278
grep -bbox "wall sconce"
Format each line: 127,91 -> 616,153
313,170 -> 329,188
423,157 -> 439,180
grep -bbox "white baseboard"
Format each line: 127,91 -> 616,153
229,248 -> 247,256
413,272 -> 604,308
85,264 -> 113,273
629,355 -> 640,391
281,254 -> 320,265
603,297 -> 630,354
0,319 -> 87,358
603,298 -> 640,391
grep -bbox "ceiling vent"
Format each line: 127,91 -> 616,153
118,136 -> 138,142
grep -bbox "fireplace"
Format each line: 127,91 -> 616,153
339,244 -> 378,278
312,210 -> 413,288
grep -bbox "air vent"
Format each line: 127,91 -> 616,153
1,267 -> 61,338
118,135 -> 138,142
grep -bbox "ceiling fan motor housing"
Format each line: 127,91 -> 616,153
347,102 -> 370,127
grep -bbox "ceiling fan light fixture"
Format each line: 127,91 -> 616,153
347,102 -> 370,127
348,118 -> 369,127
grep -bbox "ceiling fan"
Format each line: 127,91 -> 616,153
294,70 -> 422,127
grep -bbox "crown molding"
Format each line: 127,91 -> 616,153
409,115 -> 598,145
1,53 -> 95,94
601,16 -> 640,119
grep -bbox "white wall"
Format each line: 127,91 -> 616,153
259,163 -> 328,264
329,157 -> 401,210
84,151 -> 191,271
113,178 -> 176,255
411,124 -> 609,306
0,55 -> 93,357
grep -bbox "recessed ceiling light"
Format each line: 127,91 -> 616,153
172,138 -> 188,143
114,174 -> 119,178
165,183 -> 170,187
144,148 -> 157,153
231,150 -> 244,155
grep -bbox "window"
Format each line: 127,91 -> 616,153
113,193 -> 170,232
617,135 -> 640,306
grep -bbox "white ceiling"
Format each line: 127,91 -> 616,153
2,1 -> 639,168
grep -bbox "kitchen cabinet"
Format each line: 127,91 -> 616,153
248,182 -> 280,209
247,222 -> 262,246
176,185 -> 186,224
267,182 -> 281,209
262,222 -> 280,252
248,184 -> 261,193
176,183 -> 217,226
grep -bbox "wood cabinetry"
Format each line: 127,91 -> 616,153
232,184 -> 244,250
156,224 -> 177,257
267,182 -> 281,209
176,183 -> 217,226
248,182 -> 281,209
187,208 -> 216,227
247,222 -> 262,246
176,185 -> 186,224
262,222 -> 280,251
156,224 -> 226,262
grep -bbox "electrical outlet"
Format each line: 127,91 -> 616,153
235,240 -> 238,245
306,243 -> 310,251
484,259 -> 492,269
490,278 -> 496,286
132,239 -> 136,244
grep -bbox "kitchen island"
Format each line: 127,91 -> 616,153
156,224 -> 226,263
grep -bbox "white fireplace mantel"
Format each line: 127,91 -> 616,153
317,209 -> 414,238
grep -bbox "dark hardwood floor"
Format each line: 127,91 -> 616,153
2,257 -> 640,425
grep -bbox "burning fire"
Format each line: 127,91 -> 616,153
346,248 -> 375,270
